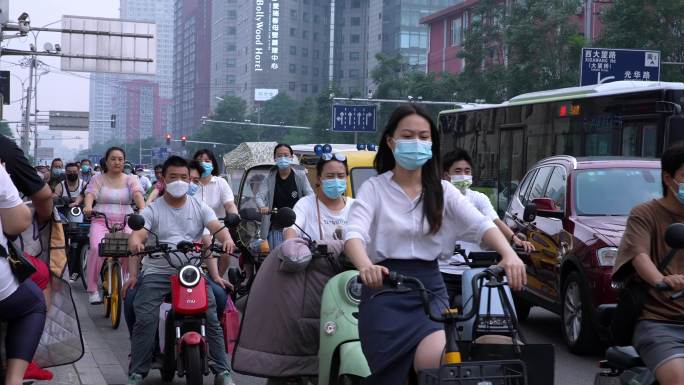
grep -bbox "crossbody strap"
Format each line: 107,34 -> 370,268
316,197 -> 324,241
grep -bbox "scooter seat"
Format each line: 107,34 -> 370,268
605,346 -> 644,370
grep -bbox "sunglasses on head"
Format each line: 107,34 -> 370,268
321,153 -> 347,162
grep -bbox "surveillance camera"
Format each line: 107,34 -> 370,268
18,12 -> 29,22
29,43 -> 36,52
43,42 -> 54,52
54,44 -> 61,52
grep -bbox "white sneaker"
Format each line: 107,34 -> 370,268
89,292 -> 103,304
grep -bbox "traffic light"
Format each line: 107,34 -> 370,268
181,135 -> 187,147
110,114 -> 116,128
165,133 -> 171,145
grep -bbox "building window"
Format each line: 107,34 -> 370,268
289,64 -> 297,73
351,17 -> 361,26
227,44 -> 236,52
290,45 -> 297,55
350,34 -> 360,44
301,84 -> 308,93
290,28 -> 297,37
314,14 -> 320,23
312,84 -> 319,94
228,26 -> 236,35
302,47 -> 309,57
451,17 -> 462,46
303,30 -> 309,39
289,82 -> 296,91
314,50 -> 320,59
313,67 -> 319,76
227,10 -> 237,20
303,12 -> 310,22
349,69 -> 360,78
350,51 -> 360,61
227,58 -> 236,67
227,75 -> 236,84
313,32 -> 319,41
291,9 -> 297,19
301,65 -> 308,75
351,0 -> 361,8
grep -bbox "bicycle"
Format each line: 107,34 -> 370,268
92,211 -> 130,329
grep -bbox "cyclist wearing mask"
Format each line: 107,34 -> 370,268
613,143 -> 684,385
145,164 -> 165,204
53,163 -> 85,208
135,166 -> 152,194
256,143 -> 313,249
83,147 -> 146,304
125,156 -> 235,385
193,149 -> 238,275
49,158 -> 65,191
0,165 -> 46,385
344,105 -> 526,385
80,159 -> 93,184
284,154 -> 353,241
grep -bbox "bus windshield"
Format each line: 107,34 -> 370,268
574,168 -> 661,216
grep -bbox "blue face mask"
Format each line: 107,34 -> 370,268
81,165 -> 91,174
392,139 -> 433,170
201,162 -> 213,177
321,178 -> 347,199
276,156 -> 292,170
187,182 -> 200,196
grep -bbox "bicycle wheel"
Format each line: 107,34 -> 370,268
102,262 -> 111,318
80,244 -> 89,290
110,261 -> 122,329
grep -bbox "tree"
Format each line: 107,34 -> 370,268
213,95 -> 247,122
598,0 -> 684,82
0,121 -> 14,139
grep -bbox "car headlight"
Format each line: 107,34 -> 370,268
179,265 -> 201,287
346,276 -> 363,304
597,247 -> 618,267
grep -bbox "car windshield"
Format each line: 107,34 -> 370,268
575,168 -> 661,216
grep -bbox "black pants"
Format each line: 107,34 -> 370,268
0,280 -> 47,361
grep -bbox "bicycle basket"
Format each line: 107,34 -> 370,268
98,232 -> 130,258
419,360 -> 527,385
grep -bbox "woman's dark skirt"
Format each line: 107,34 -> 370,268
359,259 -> 448,385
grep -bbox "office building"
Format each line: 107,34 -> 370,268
209,0 -> 240,111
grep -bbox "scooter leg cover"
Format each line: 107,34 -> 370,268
338,342 -> 370,378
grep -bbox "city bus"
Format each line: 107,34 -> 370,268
438,80 -> 684,215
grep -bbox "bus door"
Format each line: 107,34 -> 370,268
620,117 -> 659,157
497,126 -> 525,216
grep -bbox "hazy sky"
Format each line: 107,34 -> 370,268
2,0 -> 119,159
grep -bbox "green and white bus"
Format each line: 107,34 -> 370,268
438,81 -> 684,215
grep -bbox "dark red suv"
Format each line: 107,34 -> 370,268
504,156 -> 661,354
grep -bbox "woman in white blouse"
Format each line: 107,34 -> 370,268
344,104 -> 526,384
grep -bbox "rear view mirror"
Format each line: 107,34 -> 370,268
531,197 -> 564,219
224,213 -> 241,228
239,207 -> 262,221
522,203 -> 537,223
272,207 -> 296,228
665,223 -> 684,249
128,214 -> 146,231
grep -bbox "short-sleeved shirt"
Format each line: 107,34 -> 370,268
288,194 -> 354,241
140,196 -> 217,276
273,172 -> 299,210
344,171 -> 496,263
197,176 -> 235,218
0,166 -> 23,301
614,199 -> 684,322
0,134 -> 45,198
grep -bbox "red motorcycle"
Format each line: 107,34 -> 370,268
127,214 -> 239,385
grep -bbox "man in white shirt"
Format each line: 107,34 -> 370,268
135,166 -> 152,194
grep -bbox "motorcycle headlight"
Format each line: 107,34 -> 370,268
597,247 -> 618,267
346,276 -> 363,304
179,265 -> 201,287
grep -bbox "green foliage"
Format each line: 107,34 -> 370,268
598,0 -> 684,82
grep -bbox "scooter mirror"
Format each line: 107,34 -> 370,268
224,213 -> 241,228
665,223 -> 684,249
128,214 -> 146,231
239,207 -> 262,221
272,207 -> 296,228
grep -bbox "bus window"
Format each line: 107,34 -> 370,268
498,128 -> 525,214
643,124 -> 657,157
621,124 -> 639,156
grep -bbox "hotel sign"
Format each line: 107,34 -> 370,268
254,0 -> 280,72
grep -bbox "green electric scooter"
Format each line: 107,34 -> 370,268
318,269 -> 371,385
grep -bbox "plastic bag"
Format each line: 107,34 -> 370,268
221,296 -> 241,354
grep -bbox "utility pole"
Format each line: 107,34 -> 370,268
584,0 -> 593,43
22,56 -> 34,155
32,56 -> 40,161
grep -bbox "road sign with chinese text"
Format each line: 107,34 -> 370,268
580,48 -> 660,86
332,105 -> 377,133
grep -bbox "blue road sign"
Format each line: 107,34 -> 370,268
580,48 -> 660,86
332,104 -> 377,132
88,154 -> 100,164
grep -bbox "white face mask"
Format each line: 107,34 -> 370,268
166,180 -> 189,198
450,174 -> 473,191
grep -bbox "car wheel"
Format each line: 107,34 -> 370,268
561,271 -> 599,354
512,294 -> 532,322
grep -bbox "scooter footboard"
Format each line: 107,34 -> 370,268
337,342 -> 371,379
